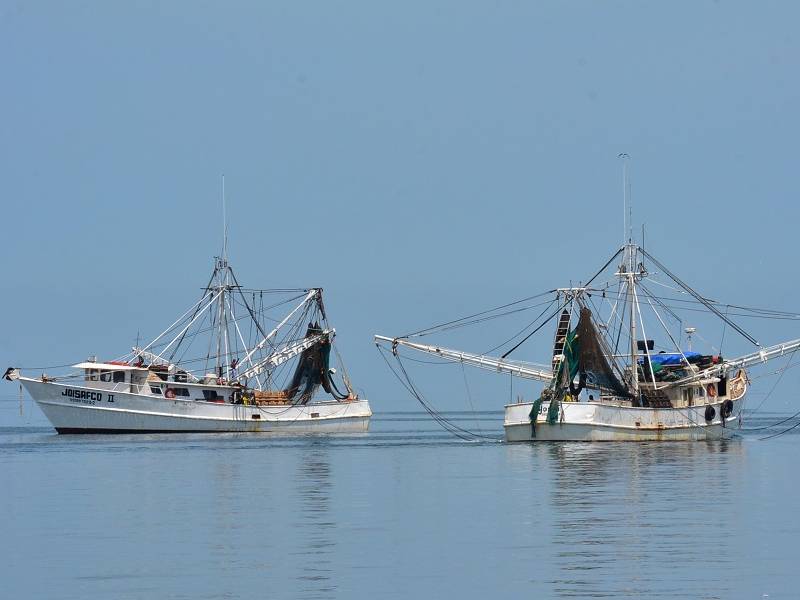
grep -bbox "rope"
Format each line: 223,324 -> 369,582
482,298 -> 557,355
401,291 -> 556,338
461,362 -> 484,436
376,345 -> 499,442
640,247 -> 760,346
759,417 -> 800,440
740,346 -> 800,433
500,300 -> 568,359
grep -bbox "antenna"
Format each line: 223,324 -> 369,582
617,152 -> 633,244
641,223 -> 646,271
685,327 -> 696,351
222,174 -> 228,261
628,163 -> 632,243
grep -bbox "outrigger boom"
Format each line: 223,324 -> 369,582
374,335 -> 553,382
669,338 -> 800,387
375,335 -> 800,391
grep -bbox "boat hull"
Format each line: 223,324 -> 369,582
22,379 -> 371,434
504,398 -> 742,442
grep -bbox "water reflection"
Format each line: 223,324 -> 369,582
3,415 -> 782,600
291,442 -> 336,600
521,441 -> 746,598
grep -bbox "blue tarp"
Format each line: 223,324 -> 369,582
640,352 -> 700,366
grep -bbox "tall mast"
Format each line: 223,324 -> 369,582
619,154 -> 639,402
223,177 -> 230,377
628,245 -> 639,403
215,259 -> 224,377
221,263 -> 230,378
215,175 -> 231,378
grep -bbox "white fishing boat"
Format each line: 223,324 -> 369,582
375,170 -> 798,441
5,253 -> 371,434
376,243 -> 800,441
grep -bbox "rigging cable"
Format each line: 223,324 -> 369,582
640,247 -> 760,346
401,290 -> 556,338
759,419 -> 800,440
376,344 -> 499,442
482,297 -> 557,355
584,246 -> 625,287
740,346 -> 800,434
500,300 -> 570,359
461,361 -> 484,436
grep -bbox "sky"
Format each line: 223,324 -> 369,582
2,1 -> 799,425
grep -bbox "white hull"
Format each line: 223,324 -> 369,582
504,398 -> 742,442
22,379 -> 371,434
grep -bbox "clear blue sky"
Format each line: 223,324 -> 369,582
2,1 -> 798,424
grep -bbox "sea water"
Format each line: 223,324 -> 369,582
1,410 -> 797,599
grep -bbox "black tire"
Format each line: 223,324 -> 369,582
721,399 -> 734,418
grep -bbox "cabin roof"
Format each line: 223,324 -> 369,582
73,362 -> 146,371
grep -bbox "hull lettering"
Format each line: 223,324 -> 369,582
61,388 -> 103,405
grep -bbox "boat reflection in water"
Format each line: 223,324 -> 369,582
292,446 -> 337,598
505,440 -> 745,598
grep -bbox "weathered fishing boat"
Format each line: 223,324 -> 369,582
376,243 -> 799,442
5,254 -> 371,433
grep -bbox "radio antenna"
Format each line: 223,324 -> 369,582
222,174 -> 228,261
618,153 -> 630,244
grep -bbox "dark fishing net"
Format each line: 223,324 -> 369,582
284,323 -> 350,404
574,306 -> 630,398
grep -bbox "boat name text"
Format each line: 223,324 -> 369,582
61,389 -> 114,405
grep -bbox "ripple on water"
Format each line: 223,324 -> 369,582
0,412 -> 796,599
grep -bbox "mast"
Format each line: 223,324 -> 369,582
222,262 -> 230,379
627,245 -> 638,402
215,175 -> 231,379
214,259 -> 224,377
619,154 -> 639,402
125,177 -> 345,394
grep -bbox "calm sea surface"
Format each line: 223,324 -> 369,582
2,410 -> 799,599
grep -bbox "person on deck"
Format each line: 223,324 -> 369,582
230,359 -> 238,381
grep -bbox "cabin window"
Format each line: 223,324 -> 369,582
717,377 -> 727,397
88,369 -> 98,381
100,371 -> 112,382
202,389 -> 223,401
171,388 -> 190,397
113,371 -> 126,383
150,386 -> 163,395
